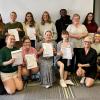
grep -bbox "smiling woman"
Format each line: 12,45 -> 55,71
76,36 -> 97,87
0,34 -> 23,94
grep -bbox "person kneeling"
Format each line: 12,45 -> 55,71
21,36 -> 39,82
56,31 -> 74,87
76,36 -> 97,87
0,35 -> 23,94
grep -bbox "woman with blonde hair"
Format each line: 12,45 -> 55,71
76,36 -> 97,87
37,30 -> 56,88
39,11 -> 57,41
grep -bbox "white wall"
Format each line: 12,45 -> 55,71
0,0 -> 93,23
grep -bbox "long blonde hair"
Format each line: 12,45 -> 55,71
41,11 -> 52,25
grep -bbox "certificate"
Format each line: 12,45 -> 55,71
61,47 -> 72,59
11,50 -> 23,66
8,29 -> 19,41
25,54 -> 37,69
42,43 -> 53,57
26,27 -> 36,40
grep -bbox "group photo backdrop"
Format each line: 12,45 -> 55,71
0,0 -> 94,23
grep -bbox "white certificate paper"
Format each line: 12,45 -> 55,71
11,50 -> 23,66
25,54 -> 37,69
8,29 -> 19,41
61,47 -> 72,59
26,27 -> 36,40
42,43 -> 53,57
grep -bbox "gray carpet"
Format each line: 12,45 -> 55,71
0,77 -> 100,100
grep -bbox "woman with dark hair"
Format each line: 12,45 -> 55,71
56,30 -> 74,87
0,14 -> 5,48
23,12 -> 40,47
39,11 -> 57,41
83,12 -> 98,33
21,36 -> 39,81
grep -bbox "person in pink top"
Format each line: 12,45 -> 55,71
21,36 -> 39,81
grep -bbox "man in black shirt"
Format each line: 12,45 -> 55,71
55,9 -> 72,42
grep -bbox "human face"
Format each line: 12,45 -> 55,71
83,40 -> 91,48
94,35 -> 100,43
72,16 -> 80,25
43,12 -> 49,22
87,14 -> 93,21
26,14 -> 32,22
44,31 -> 52,42
60,10 -> 67,17
6,35 -> 16,47
10,12 -> 17,22
61,34 -> 69,41
23,39 -> 31,49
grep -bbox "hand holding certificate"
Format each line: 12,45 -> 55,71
8,29 -> 20,41
26,27 -> 36,40
61,47 -> 72,59
25,54 -> 37,69
42,43 -> 53,57
11,50 -> 23,66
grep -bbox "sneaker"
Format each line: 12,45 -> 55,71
80,77 -> 86,84
45,85 -> 51,89
60,79 -> 67,87
65,80 -> 74,85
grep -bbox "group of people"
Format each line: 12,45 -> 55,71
0,9 -> 100,95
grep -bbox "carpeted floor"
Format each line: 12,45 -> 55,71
0,76 -> 100,100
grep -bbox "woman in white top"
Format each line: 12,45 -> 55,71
23,12 -> 40,47
39,11 -> 57,41
67,14 -> 88,48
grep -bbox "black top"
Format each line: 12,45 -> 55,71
76,48 -> 97,71
55,15 -> 72,42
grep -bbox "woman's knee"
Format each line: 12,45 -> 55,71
31,67 -> 39,73
21,67 -> 29,76
85,78 -> 94,87
3,79 -> 16,94
16,83 -> 23,91
57,61 -> 64,69
14,78 -> 23,91
5,86 -> 16,95
76,70 -> 81,77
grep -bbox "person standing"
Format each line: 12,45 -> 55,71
5,11 -> 25,48
55,9 -> 72,42
39,11 -> 57,41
